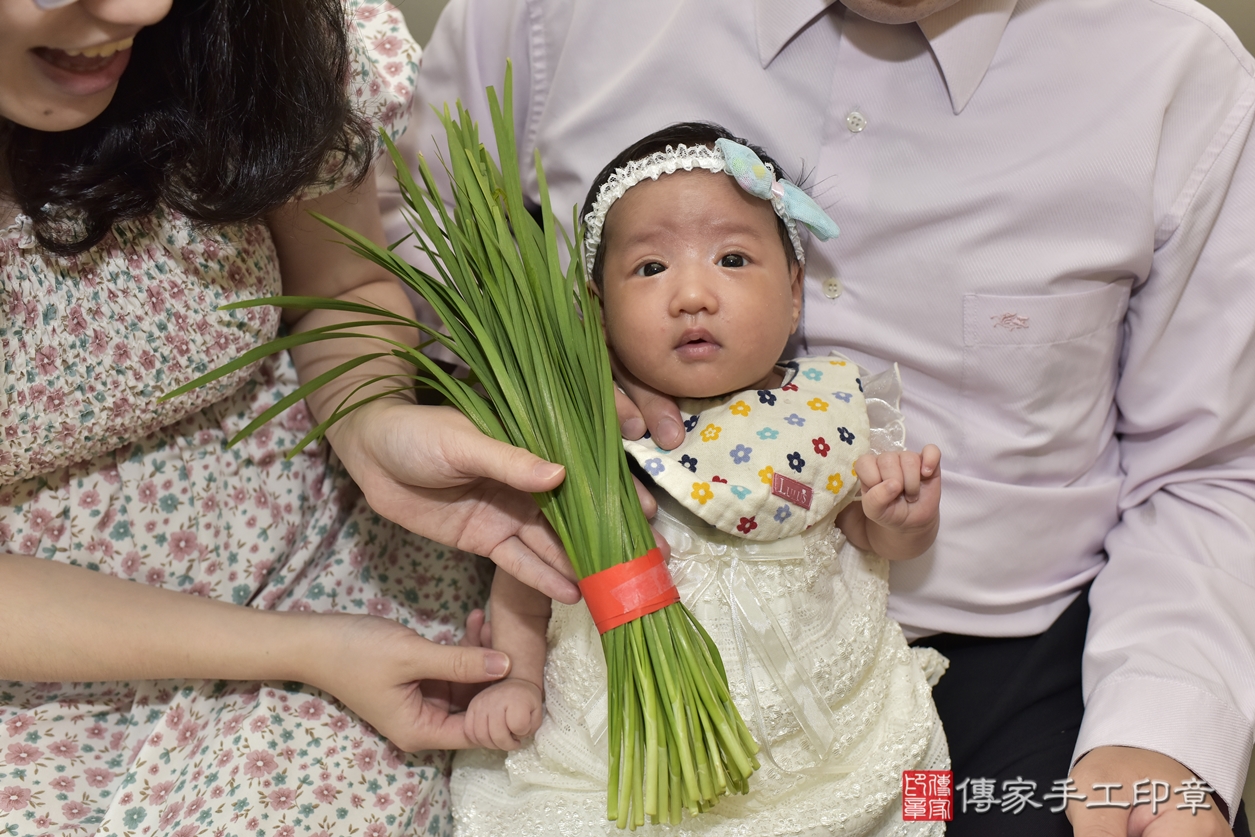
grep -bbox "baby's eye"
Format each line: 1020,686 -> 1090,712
636,261 -> 666,277
720,254 -> 747,268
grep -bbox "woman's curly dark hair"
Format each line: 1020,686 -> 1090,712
1,0 -> 375,255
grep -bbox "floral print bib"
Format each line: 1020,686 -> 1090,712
624,354 -> 870,541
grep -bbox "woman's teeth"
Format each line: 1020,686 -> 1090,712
62,37 -> 134,58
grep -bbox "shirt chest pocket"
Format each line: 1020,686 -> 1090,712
960,282 -> 1130,483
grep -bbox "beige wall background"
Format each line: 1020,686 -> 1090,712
393,0 -> 1254,50
389,0 -> 442,45
1204,0 -> 1255,49
391,0 -> 1255,818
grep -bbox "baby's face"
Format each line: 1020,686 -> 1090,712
599,170 -> 803,399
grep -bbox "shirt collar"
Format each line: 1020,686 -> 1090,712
917,0 -> 1019,113
755,0 -> 1019,114
755,0 -> 838,69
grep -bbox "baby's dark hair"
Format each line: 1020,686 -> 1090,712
580,122 -> 798,290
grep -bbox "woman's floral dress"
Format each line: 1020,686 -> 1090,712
0,4 -> 491,836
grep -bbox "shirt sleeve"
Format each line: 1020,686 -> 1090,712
299,0 -> 421,201
1074,78 -> 1255,819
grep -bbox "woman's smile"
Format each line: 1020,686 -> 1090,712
31,37 -> 133,96
0,0 -> 166,132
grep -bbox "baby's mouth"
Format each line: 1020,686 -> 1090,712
33,37 -> 134,74
675,329 -> 720,358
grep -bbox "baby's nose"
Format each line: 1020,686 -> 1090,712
670,268 -> 719,316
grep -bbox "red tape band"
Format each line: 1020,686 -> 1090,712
578,548 -> 679,634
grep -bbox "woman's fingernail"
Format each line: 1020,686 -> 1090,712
485,652 -> 510,677
621,417 -> 646,439
533,462 -> 564,482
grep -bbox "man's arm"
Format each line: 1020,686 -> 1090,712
1071,78 -> 1255,830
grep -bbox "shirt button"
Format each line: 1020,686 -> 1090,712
822,277 -> 843,299
846,111 -> 867,133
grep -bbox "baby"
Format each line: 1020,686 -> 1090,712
453,123 -> 949,836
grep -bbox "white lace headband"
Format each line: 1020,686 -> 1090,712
581,139 -> 840,274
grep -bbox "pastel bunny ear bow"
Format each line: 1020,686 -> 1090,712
582,137 -> 839,272
714,138 -> 839,246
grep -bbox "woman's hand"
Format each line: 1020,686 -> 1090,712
270,177 -> 580,603
0,555 -> 515,751
305,612 -> 515,752
329,399 -> 581,604
272,178 -> 666,589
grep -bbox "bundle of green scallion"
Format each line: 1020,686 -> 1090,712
168,69 -> 759,828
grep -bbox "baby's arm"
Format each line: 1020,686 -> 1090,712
463,568 -> 551,750
835,445 -> 941,561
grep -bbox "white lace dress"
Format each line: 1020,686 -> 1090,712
451,356 -> 949,836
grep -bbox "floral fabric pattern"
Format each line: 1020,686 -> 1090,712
623,355 -> 870,540
0,5 -> 482,836
0,354 -> 492,837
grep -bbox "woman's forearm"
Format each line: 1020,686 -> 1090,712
0,552 -> 319,683
268,174 -> 423,444
287,277 -> 421,433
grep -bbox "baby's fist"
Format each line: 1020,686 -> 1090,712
854,445 -> 941,533
464,679 -> 544,751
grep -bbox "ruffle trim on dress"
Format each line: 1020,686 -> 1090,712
0,214 -> 37,251
860,362 -> 906,455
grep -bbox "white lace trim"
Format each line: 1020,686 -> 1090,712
581,143 -> 805,273
860,363 -> 907,456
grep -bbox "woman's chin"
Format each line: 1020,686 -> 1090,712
0,52 -> 126,132
1,82 -> 115,132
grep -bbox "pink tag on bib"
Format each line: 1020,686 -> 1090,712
772,473 -> 813,510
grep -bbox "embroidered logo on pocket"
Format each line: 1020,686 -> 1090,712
990,312 -> 1029,330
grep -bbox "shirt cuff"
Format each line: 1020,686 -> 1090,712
1073,675 -> 1254,825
